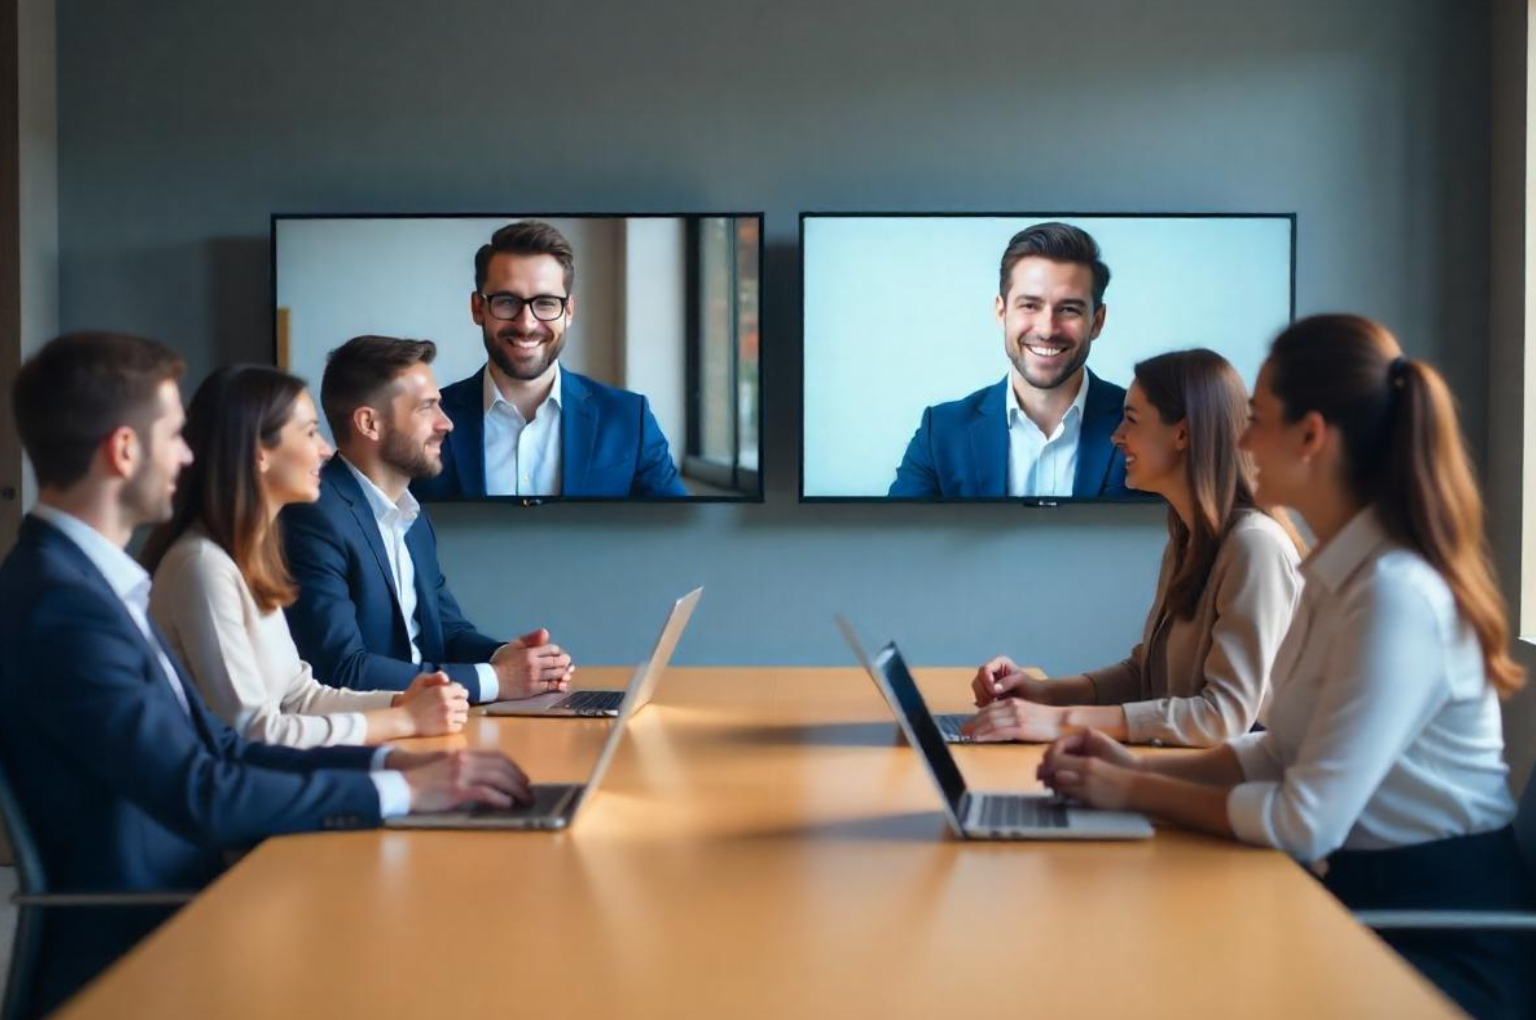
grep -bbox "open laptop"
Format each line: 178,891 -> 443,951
386,588 -> 700,831
837,617 -> 1153,841
486,587 -> 704,717
835,617 -> 975,743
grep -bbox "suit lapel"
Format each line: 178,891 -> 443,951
968,380 -> 1009,496
325,460 -> 405,618
402,521 -> 440,659
445,369 -> 487,497
28,520 -> 206,738
1073,369 -> 1119,497
561,370 -> 598,497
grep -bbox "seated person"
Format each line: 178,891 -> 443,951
0,333 -> 532,1017
889,222 -> 1132,499
1040,316 -> 1535,1020
282,335 -> 574,700
144,365 -> 470,747
965,349 -> 1304,746
411,219 -> 686,499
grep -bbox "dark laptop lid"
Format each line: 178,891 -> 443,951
872,643 -> 969,813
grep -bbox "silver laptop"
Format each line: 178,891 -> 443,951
837,617 -> 1153,841
385,588 -> 701,831
486,587 -> 703,717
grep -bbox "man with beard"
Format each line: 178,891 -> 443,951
282,336 -> 574,702
1,333 -> 534,1016
412,219 -> 687,499
888,222 -> 1131,499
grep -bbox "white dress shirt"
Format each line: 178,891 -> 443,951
150,530 -> 396,747
483,360 -> 563,496
1225,508 -> 1515,862
339,456 -> 499,703
29,506 -> 408,816
1006,370 -> 1088,498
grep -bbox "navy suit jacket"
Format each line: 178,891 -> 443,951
0,517 -> 379,1016
282,459 -> 504,694
412,366 -> 687,499
888,369 -> 1133,498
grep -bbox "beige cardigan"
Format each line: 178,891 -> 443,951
150,531 -> 395,747
1083,510 -> 1303,747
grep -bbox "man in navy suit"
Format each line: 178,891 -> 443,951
0,333 -> 532,1018
412,219 -> 687,500
283,335 -> 574,702
889,222 -> 1133,499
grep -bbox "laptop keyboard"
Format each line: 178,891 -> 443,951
936,713 -> 973,743
552,690 -> 624,715
466,784 -> 576,818
976,795 -> 1070,830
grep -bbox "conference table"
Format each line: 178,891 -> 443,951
54,667 -> 1460,1019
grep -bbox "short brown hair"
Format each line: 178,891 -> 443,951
474,220 -> 576,294
998,222 -> 1110,307
320,335 -> 437,441
13,331 -> 186,489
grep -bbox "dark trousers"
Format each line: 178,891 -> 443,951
1322,826 -> 1535,1020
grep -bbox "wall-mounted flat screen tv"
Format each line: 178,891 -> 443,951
799,213 -> 1294,503
274,213 -> 762,503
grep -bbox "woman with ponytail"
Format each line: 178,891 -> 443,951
1038,315 -> 1532,1020
965,348 -> 1303,746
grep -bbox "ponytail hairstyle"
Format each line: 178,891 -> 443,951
1133,348 -> 1304,619
1265,314 -> 1522,697
141,365 -> 307,613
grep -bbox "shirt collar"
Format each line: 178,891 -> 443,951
483,360 -> 563,420
337,455 -> 419,528
29,504 -> 153,607
1301,506 -> 1391,595
1007,369 -> 1090,432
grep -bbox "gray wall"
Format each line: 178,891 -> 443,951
55,0 -> 1492,668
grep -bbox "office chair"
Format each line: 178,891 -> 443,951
1354,766 -> 1536,933
0,756 -> 193,1020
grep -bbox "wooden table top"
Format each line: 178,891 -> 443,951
55,667 -> 1459,1019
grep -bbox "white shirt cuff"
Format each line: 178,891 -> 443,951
1226,781 -> 1279,848
473,662 -> 500,704
1227,731 -> 1282,781
332,711 -> 370,747
368,745 -> 392,771
369,769 -> 412,819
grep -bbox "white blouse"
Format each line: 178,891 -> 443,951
1225,508 -> 1515,862
150,531 -> 395,747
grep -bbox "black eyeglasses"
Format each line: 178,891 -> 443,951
479,292 -> 569,322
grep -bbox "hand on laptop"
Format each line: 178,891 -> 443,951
961,698 -> 1067,742
394,671 -> 470,736
1038,730 -> 1142,809
973,661 -> 1091,708
971,656 -> 1020,705
492,628 -> 576,700
395,749 -> 534,812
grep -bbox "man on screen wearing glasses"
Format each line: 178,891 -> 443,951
414,220 -> 686,499
888,221 -> 1131,500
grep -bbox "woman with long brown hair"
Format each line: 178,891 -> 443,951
964,348 -> 1303,746
1040,315 -> 1533,1020
143,365 -> 469,747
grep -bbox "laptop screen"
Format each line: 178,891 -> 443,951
873,644 -> 968,810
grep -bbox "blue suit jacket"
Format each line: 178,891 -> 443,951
0,517 -> 379,1016
412,366 -> 687,499
281,458 -> 504,694
888,369 -> 1133,498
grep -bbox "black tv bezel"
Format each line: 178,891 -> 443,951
795,210 -> 1298,506
269,210 -> 768,507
